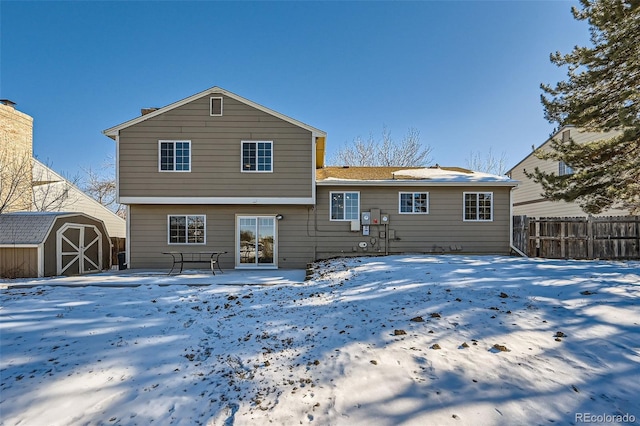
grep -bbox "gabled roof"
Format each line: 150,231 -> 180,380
316,166 -> 518,187
103,86 -> 327,139
0,212 -> 70,245
506,125 -> 575,175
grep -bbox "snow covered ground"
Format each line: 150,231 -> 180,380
1,255 -> 639,426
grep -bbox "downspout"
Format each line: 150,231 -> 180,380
509,186 -> 527,257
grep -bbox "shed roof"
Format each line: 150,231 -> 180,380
0,212 -> 75,245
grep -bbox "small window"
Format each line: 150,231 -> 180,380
210,97 -> 223,116
168,215 -> 205,244
464,192 -> 493,221
399,192 -> 429,214
559,161 -> 574,176
159,140 -> 191,172
242,141 -> 273,172
330,191 -> 360,221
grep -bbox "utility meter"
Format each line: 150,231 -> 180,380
361,212 -> 371,225
381,214 -> 390,224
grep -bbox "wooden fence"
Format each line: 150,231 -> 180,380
513,215 -> 640,260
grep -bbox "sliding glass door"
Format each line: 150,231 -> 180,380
237,216 -> 277,267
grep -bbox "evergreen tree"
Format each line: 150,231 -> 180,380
528,0 -> 640,214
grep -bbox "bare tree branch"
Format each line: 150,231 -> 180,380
330,127 -> 433,167
465,148 -> 509,175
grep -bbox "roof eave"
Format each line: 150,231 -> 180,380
103,86 -> 327,138
316,180 -> 519,187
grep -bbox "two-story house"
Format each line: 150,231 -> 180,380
507,126 -> 631,217
104,87 -> 519,270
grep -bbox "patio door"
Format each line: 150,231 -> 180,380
237,216 -> 277,268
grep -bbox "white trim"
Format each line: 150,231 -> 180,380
235,215 -> 278,268
126,205 -> 131,267
241,141 -> 273,173
463,192 -> 494,222
0,244 -> 39,248
119,196 -> 315,205
56,223 -> 103,275
115,134 -> 120,203
329,191 -> 360,221
38,244 -> 44,277
312,137 -> 317,205
167,214 -> 207,245
158,140 -> 192,172
398,192 -> 430,214
103,86 -> 327,138
210,96 -> 223,116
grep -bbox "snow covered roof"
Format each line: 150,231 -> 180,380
316,166 -> 518,186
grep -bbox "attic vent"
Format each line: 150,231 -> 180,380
210,97 -> 223,116
562,129 -> 570,142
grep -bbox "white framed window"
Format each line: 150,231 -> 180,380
168,215 -> 206,244
330,191 -> 360,221
159,140 -> 191,172
559,161 -> 574,176
399,192 -> 429,214
464,192 -> 493,221
241,141 -> 273,172
210,97 -> 223,116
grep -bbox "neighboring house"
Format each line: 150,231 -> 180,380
103,86 -> 519,270
0,100 -> 125,239
507,126 -> 630,217
32,159 -> 126,238
1,100 -> 33,212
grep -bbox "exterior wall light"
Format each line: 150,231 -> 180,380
275,214 -> 283,220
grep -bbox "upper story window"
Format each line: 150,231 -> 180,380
168,214 -> 205,244
399,192 -> 429,214
464,192 -> 493,221
330,191 -> 360,221
159,140 -> 191,172
559,161 -> 574,176
242,141 -> 273,172
210,97 -> 223,116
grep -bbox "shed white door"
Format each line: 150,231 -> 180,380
56,223 -> 103,275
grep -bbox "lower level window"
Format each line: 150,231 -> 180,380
464,192 -> 493,221
330,192 -> 360,220
399,192 -> 429,214
169,215 -> 205,244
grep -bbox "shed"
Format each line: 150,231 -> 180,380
0,212 -> 112,278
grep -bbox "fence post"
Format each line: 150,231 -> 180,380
587,215 -> 594,259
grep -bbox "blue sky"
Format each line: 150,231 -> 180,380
1,1 -> 589,179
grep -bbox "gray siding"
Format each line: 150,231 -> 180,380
129,204 -> 316,270
128,185 -> 513,270
42,215 -> 112,276
119,95 -> 314,199
0,247 -> 38,278
510,128 -> 629,217
313,185 -> 513,257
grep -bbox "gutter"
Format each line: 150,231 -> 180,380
509,186 -> 528,257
